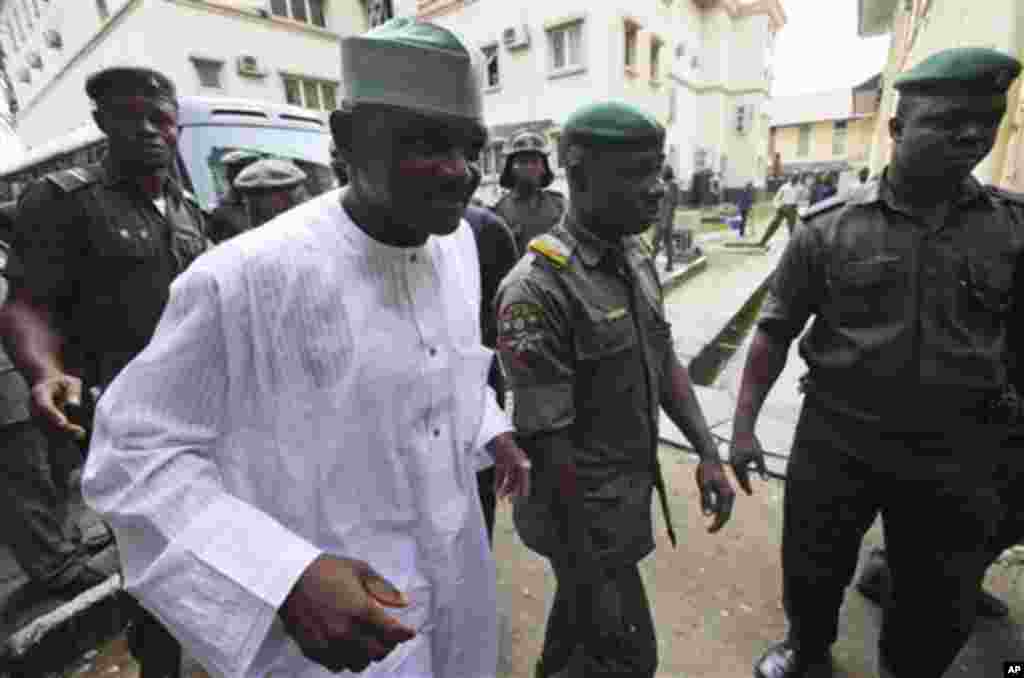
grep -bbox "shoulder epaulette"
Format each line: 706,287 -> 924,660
629,234 -> 654,258
801,194 -> 848,220
528,233 -> 572,268
44,166 -> 101,193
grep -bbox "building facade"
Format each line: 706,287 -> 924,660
766,73 -> 880,179
414,0 -> 785,204
859,0 -> 1024,189
0,0 -> 373,149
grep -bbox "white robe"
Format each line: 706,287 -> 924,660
82,190 -> 512,677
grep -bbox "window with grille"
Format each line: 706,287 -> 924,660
282,75 -> 339,111
833,120 -> 848,156
482,44 -> 499,89
271,0 -> 327,28
797,124 -> 811,157
548,20 -> 583,74
366,0 -> 393,28
193,58 -> 223,89
650,37 -> 663,81
624,21 -> 638,70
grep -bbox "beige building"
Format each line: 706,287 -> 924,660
859,0 -> 1024,189
415,0 -> 785,203
766,74 -> 880,179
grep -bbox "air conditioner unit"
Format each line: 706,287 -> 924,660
236,54 -> 266,78
502,25 -> 530,50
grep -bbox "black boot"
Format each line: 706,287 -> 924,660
754,641 -> 832,678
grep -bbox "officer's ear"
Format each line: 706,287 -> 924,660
889,116 -> 904,144
329,108 -> 356,165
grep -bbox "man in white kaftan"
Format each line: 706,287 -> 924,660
82,19 -> 531,678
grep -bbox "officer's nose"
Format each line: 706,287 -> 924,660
957,121 -> 988,145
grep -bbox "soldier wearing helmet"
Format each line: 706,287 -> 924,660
492,129 -> 567,254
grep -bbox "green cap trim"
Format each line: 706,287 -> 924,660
893,47 -> 1022,94
564,101 -> 665,149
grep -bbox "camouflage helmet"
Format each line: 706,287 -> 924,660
500,129 -> 554,189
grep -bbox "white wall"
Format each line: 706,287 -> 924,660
13,0 -> 367,148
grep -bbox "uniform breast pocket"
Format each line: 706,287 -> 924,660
575,311 -> 638,394
92,225 -> 158,265
959,256 -> 1013,334
827,256 -> 908,328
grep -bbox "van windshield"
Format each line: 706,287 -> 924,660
178,125 -> 335,212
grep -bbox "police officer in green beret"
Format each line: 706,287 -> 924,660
232,157 -> 309,228
492,129 -> 567,254
3,65 -> 210,678
496,101 -> 735,678
208,148 -> 262,243
727,47 -> 1024,678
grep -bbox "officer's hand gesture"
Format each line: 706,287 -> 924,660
729,433 -> 768,495
279,555 -> 417,673
30,372 -> 86,440
696,460 -> 735,533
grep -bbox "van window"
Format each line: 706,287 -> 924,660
178,125 -> 334,212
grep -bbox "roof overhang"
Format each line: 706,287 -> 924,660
858,0 -> 899,37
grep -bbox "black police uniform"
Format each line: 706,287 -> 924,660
759,175 -> 1024,677
13,156 -> 209,678
495,214 -> 675,678
463,204 -> 519,542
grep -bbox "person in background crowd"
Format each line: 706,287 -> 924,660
496,101 -> 735,678
652,164 -> 681,271
462,163 -> 519,544
759,175 -> 801,244
736,181 -> 756,238
2,66 -> 210,678
0,235 -> 116,602
729,47 -> 1024,678
232,157 -> 310,229
208,149 -> 262,244
492,130 -> 567,255
858,167 -> 870,185
80,20 -> 530,677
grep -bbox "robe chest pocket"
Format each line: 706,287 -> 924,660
827,255 -> 907,326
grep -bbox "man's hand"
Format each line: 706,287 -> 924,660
279,555 -> 417,673
696,460 -> 735,533
30,373 -> 86,440
729,433 -> 768,495
490,433 -> 531,500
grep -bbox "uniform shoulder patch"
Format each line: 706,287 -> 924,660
528,233 -> 572,268
801,194 -> 847,221
43,166 -> 101,193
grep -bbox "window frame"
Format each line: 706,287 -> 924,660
281,73 -> 339,112
797,124 -> 811,157
546,18 -> 585,78
832,119 -> 848,156
270,0 -> 327,28
623,19 -> 640,73
649,35 -> 663,83
481,42 -> 500,91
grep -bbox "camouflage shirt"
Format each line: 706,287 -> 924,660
492,189 -> 567,255
495,213 -> 673,563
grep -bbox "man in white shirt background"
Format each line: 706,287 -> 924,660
82,18 -> 531,678
758,175 -> 802,246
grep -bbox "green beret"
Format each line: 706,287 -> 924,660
233,159 -> 307,193
339,18 -> 483,121
893,47 -> 1022,95
86,67 -> 177,103
221,150 -> 262,168
563,101 -> 665,150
